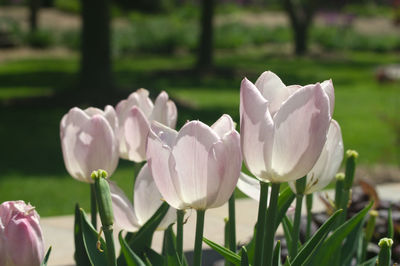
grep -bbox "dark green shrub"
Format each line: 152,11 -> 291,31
24,29 -> 55,49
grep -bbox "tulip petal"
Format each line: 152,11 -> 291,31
211,114 -> 235,139
151,91 -> 178,129
171,121 -> 220,209
321,79 -> 335,118
150,121 -> 178,147
255,71 -> 289,116
74,115 -> 119,180
123,106 -> 150,162
134,164 -> 176,228
237,172 -> 262,201
240,78 -> 274,181
109,181 -> 140,232
60,108 -> 91,182
305,120 -> 343,194
147,130 -> 185,210
104,105 -> 118,133
207,130 -> 242,208
271,83 -> 330,182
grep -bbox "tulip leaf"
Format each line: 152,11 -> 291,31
74,204 -> 91,266
340,218 -> 365,266
161,225 -> 185,266
128,202 -> 170,254
144,248 -> 166,266
272,240 -> 282,266
79,208 -> 107,266
119,231 -> 147,266
274,187 -> 296,233
308,202 -> 373,266
282,216 -> 294,256
244,224 -> 256,264
290,209 -> 342,266
203,237 -> 241,265
40,246 -> 52,266
240,246 -> 249,266
359,256 -> 378,266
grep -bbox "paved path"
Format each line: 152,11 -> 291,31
41,183 -> 400,265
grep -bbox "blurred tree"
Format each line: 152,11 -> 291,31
80,0 -> 113,100
283,0 -> 317,55
29,0 -> 41,32
197,0 -> 214,71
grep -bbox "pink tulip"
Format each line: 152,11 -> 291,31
116,89 -> 177,162
146,115 -> 242,210
240,71 -> 333,183
60,106 -> 119,183
109,163 -> 176,232
289,120 -> 344,194
0,201 -> 44,266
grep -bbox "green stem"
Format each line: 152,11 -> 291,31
262,182 -> 280,266
254,181 -> 269,266
306,194 -> 313,240
103,226 -> 117,266
193,210 -> 206,266
228,194 -> 236,258
378,238 -> 393,266
290,193 -> 303,259
177,209 -> 184,263
90,183 -> 97,229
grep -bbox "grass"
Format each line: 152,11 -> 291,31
0,49 -> 399,216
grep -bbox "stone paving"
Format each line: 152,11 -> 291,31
41,183 -> 400,266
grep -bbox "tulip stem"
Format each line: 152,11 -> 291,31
290,193 -> 303,259
103,226 -> 117,266
254,181 -> 269,266
305,194 -> 313,240
262,182 -> 280,266
177,209 -> 184,263
90,184 -> 97,229
193,210 -> 205,266
228,193 -> 236,259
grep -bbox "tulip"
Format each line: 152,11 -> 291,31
0,201 -> 44,266
240,71 -> 333,183
240,71 -> 333,266
147,114 -> 241,266
116,89 -> 177,162
146,114 -> 242,210
289,120 -> 344,195
109,163 -> 176,232
60,106 -> 119,183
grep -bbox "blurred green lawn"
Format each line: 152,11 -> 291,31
0,50 -> 398,216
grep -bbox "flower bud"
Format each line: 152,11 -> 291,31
0,201 -> 44,266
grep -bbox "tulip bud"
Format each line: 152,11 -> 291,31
60,107 -> 119,183
116,89 -> 177,162
0,201 -> 44,266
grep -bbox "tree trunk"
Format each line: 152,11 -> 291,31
29,0 -> 40,32
283,0 -> 315,56
80,0 -> 113,101
197,0 -> 214,71
293,22 -> 309,55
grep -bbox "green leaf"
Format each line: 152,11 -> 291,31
128,202 -> 170,254
282,216 -> 294,256
40,246 -> 52,266
119,231 -> 147,266
308,202 -> 373,265
291,209 -> 342,266
240,246 -> 249,266
274,187 -> 296,232
340,218 -> 365,266
144,248 -> 165,266
161,225 -> 182,266
74,204 -> 91,266
203,237 -> 241,265
272,240 -> 282,266
79,209 -> 107,266
359,256 -> 377,266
